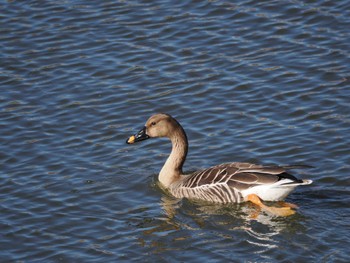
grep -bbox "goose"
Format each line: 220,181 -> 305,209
126,113 -> 312,216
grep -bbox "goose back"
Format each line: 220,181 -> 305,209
169,162 -> 305,203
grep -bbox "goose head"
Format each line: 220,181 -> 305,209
126,113 -> 181,144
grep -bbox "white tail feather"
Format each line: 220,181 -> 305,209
242,178 -> 313,201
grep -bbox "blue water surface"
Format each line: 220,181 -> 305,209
1,0 -> 350,262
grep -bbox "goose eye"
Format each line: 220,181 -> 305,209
151,121 -> 156,126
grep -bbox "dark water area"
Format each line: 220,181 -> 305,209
1,0 -> 350,262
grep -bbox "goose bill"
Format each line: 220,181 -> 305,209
126,126 -> 149,144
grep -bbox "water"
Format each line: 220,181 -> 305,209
1,0 -> 349,262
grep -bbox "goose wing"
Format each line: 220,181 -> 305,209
173,162 -> 309,203
183,162 -> 304,191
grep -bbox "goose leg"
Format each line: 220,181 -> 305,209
246,194 -> 296,217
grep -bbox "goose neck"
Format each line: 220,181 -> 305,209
159,128 -> 188,187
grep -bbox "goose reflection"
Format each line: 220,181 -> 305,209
135,179 -> 307,257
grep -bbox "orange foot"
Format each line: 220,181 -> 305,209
246,194 -> 296,217
278,201 -> 298,209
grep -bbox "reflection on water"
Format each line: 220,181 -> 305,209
126,180 -> 349,261
134,189 -> 308,259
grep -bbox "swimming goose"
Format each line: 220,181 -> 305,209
126,113 -> 312,216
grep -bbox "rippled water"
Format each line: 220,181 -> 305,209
1,0 -> 350,262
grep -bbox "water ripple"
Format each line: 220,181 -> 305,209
1,0 -> 350,262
